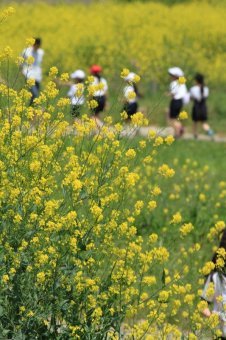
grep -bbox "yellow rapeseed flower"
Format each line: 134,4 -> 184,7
178,111 -> 188,120
178,76 -> 186,84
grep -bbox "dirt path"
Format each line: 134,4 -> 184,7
132,125 -> 226,142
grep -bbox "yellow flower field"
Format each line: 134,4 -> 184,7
1,1 -> 226,85
0,3 -> 226,339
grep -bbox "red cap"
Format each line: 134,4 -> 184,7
90,64 -> 102,74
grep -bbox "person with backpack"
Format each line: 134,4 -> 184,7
167,67 -> 188,138
190,73 -> 214,139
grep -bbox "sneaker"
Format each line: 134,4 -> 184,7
207,129 -> 214,137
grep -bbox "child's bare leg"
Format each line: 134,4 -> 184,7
91,115 -> 103,128
169,119 -> 182,138
175,120 -> 183,137
202,123 -> 210,132
193,122 -> 198,138
202,307 -> 211,317
203,122 -> 214,136
165,108 -> 170,126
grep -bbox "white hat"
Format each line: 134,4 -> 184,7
124,72 -> 136,82
168,67 -> 184,77
70,70 -> 86,79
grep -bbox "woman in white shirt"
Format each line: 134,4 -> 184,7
168,67 -> 188,138
90,65 -> 108,117
67,70 -> 86,118
190,73 -> 214,138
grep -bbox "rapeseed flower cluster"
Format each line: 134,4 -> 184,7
0,6 -> 226,339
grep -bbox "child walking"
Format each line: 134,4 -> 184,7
123,72 -> 140,121
201,229 -> 226,338
190,73 -> 214,139
22,38 -> 44,106
167,67 -> 188,138
67,70 -> 86,118
89,65 -> 108,117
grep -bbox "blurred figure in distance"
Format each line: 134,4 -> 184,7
190,73 -> 214,139
22,37 -> 44,106
89,64 -> 108,118
67,69 -> 86,119
167,67 -> 188,138
122,72 -> 141,121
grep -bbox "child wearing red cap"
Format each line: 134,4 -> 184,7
89,65 -> 108,117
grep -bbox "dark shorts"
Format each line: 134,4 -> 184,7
30,81 -> 41,106
123,102 -> 138,118
93,96 -> 106,115
169,99 -> 183,119
71,105 -> 81,117
192,100 -> 207,122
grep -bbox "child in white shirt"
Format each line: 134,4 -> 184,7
90,65 -> 108,117
67,70 -> 86,117
22,38 -> 44,106
190,73 -> 214,139
123,72 -> 141,121
168,67 -> 188,138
